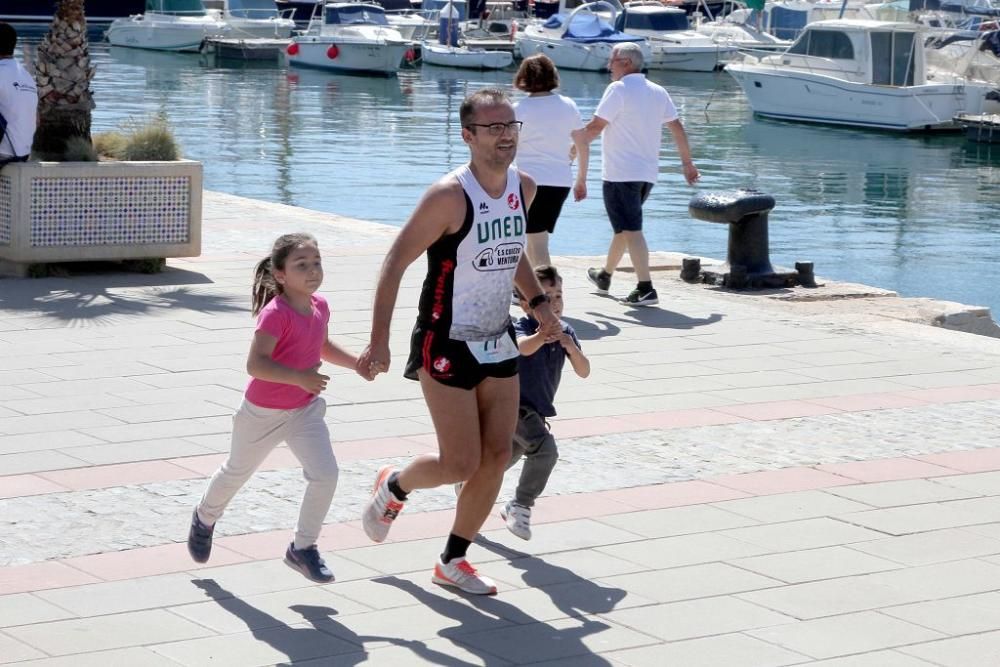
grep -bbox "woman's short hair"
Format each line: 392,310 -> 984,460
514,54 -> 559,93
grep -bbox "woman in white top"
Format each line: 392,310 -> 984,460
513,54 -> 588,267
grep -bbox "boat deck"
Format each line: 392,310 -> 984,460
201,37 -> 291,62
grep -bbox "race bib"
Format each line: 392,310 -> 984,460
466,332 -> 518,365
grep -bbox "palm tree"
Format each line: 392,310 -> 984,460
31,0 -> 96,160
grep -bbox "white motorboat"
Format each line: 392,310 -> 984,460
517,1 -> 651,71
203,0 -> 297,38
618,1 -> 737,71
106,0 -> 231,52
694,6 -> 792,54
284,2 -> 412,75
725,19 -> 999,131
421,42 -> 514,68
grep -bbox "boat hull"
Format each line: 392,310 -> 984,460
420,43 -> 513,69
727,64 -> 990,131
1,0 -> 145,25
287,39 -> 410,75
516,35 -> 617,71
647,43 -> 735,72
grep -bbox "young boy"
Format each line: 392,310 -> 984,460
502,265 -> 590,540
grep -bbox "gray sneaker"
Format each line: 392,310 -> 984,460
587,268 -> 611,294
623,287 -> 658,307
500,501 -> 532,540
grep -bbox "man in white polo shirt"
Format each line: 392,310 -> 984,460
0,22 -> 37,166
573,42 -> 699,306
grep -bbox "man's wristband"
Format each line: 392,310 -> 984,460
528,294 -> 550,309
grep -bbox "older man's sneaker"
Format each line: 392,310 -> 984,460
500,501 -> 532,540
187,508 -> 214,563
284,543 -> 335,583
362,465 -> 406,543
623,287 -> 658,307
587,267 -> 611,294
432,557 -> 498,595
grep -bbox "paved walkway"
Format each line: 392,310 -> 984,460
1,192 -> 1000,665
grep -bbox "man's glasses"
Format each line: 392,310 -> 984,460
465,121 -> 523,136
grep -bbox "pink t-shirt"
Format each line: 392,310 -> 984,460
245,294 -> 330,410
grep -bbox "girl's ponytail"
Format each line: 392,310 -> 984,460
251,256 -> 278,316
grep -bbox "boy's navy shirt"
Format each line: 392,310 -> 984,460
514,315 -> 581,418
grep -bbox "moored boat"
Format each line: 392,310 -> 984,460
421,42 -> 514,68
0,0 -> 145,26
106,0 -> 231,52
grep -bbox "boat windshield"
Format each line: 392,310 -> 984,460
787,29 -> 855,59
146,0 -> 208,15
621,10 -> 688,31
871,30 -> 916,86
326,5 -> 390,25
228,0 -> 279,18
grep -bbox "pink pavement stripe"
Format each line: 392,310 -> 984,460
710,400 -> 843,421
709,466 -> 857,495
37,460 -> 201,491
807,392 -> 930,412
167,453 -> 228,476
549,416 -> 641,439
815,457 -> 962,483
62,543 -> 250,582
0,561 -> 101,596
915,448 -> 1000,473
0,474 -> 70,499
613,408 -> 747,430
899,385 -> 1000,404
598,480 -> 751,510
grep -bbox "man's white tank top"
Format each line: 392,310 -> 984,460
415,164 -> 526,341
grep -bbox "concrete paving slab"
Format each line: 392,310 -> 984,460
5,647 -> 185,667
601,596 -> 795,642
847,527 -> 1000,566
827,479 -> 980,508
0,593 -> 75,629
0,632 -> 46,663
729,545 -> 902,584
597,531 -> 772,570
720,517 -> 886,551
803,652 -> 937,667
898,630 -> 1000,666
711,490 -> 874,522
601,562 -> 782,603
606,631 -> 807,667
594,504 -> 758,539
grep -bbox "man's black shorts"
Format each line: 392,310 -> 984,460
403,323 -> 519,390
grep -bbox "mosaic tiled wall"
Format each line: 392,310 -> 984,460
30,176 -> 191,247
0,175 -> 11,246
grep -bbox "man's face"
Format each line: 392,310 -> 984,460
463,102 -> 519,168
607,53 -> 630,81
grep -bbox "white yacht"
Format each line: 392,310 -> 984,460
517,1 -> 651,71
725,19 -> 998,131
203,0 -> 297,38
694,7 -> 792,53
284,2 -> 411,75
618,1 -> 737,71
106,0 -> 231,52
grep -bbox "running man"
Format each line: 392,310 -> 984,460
358,87 -> 560,595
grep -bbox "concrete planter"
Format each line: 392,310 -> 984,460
0,159 -> 202,276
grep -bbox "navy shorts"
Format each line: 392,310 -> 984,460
403,323 -> 519,390
526,185 -> 571,235
603,181 -> 653,233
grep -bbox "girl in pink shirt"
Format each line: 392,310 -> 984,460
187,233 -> 366,583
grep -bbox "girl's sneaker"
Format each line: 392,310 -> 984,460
284,543 -> 334,583
187,508 -> 215,563
432,557 -> 498,595
500,501 -> 532,540
362,465 -> 406,542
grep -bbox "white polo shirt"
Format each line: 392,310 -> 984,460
594,73 -> 678,184
514,93 -> 583,188
0,58 -> 38,159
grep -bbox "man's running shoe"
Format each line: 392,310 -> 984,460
622,287 -> 659,307
432,557 -> 498,595
361,465 -> 405,543
587,268 -> 611,294
500,501 -> 532,541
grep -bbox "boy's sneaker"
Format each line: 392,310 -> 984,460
587,267 -> 611,294
187,508 -> 214,563
432,557 -> 498,595
362,465 -> 406,543
500,501 -> 532,541
623,287 -> 659,307
284,543 -> 335,583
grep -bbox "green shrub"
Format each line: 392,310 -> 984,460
122,116 -> 180,161
93,131 -> 127,160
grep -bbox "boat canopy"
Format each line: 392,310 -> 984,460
785,22 -> 920,87
146,0 -> 207,15
325,3 -> 389,25
227,0 -> 280,18
618,8 -> 689,32
543,12 -> 642,42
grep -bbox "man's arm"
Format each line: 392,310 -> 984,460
358,180 -> 464,379
571,115 -> 608,147
665,118 -> 700,186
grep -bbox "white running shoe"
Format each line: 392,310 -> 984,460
361,465 -> 405,543
432,557 -> 498,595
500,501 -> 532,541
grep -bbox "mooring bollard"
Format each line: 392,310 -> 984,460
686,189 -> 815,289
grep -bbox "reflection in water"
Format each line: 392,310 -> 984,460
32,40 -> 998,317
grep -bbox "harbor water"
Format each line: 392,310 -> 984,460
19,39 -> 1000,319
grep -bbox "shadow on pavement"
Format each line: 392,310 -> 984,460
568,307 -> 723,338
0,268 -> 245,323
192,579 -> 476,666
